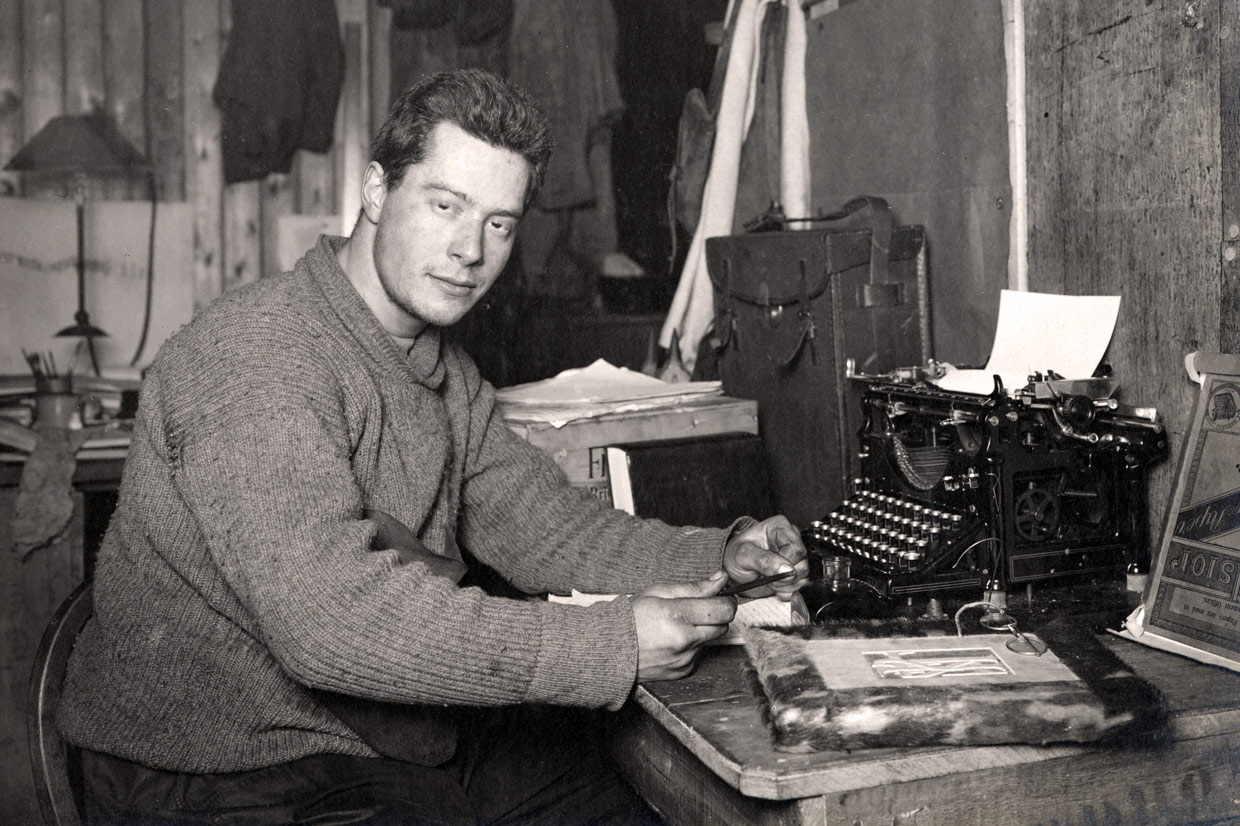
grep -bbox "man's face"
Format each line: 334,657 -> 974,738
369,121 -> 530,335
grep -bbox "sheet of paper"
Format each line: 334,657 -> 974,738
548,591 -> 801,646
714,596 -> 799,645
496,359 -> 723,427
497,359 -> 721,406
802,635 -> 1076,689
932,290 -> 1121,395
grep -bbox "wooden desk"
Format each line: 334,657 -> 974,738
612,637 -> 1240,826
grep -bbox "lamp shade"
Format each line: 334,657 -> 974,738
4,112 -> 147,175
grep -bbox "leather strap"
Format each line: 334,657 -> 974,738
799,195 -> 896,306
778,260 -> 818,367
707,258 -> 831,308
711,258 -> 741,352
709,196 -> 899,308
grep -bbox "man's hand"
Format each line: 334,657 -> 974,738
631,572 -> 737,682
723,516 -> 810,600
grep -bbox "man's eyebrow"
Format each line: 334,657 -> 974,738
426,181 -> 470,202
426,181 -> 523,219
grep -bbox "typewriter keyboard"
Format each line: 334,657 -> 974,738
807,491 -> 982,577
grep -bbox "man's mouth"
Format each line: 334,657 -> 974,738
429,273 -> 476,296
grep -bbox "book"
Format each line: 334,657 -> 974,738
1116,351 -> 1240,671
606,432 -> 773,528
0,417 -> 36,452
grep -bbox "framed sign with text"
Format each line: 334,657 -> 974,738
1119,352 -> 1240,671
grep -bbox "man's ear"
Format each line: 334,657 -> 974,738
361,161 -> 388,223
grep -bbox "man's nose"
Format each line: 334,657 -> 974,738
449,222 -> 484,265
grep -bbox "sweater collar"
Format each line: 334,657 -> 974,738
304,235 -> 446,389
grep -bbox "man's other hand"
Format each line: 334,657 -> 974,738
723,516 -> 810,600
631,572 -> 736,682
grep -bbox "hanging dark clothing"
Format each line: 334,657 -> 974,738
214,0 -> 344,183
379,0 -> 458,30
380,0 -> 511,45
508,0 -> 624,211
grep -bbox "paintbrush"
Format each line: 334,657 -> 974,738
22,348 -> 43,381
718,569 -> 796,597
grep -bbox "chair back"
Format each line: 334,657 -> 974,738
27,580 -> 93,826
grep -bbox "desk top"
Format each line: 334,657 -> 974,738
0,455 -> 126,488
633,634 -> 1240,801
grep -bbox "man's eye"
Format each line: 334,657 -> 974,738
489,221 -> 514,237
435,202 -> 452,211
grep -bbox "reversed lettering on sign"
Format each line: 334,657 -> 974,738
1163,542 -> 1240,601
1175,490 -> 1240,542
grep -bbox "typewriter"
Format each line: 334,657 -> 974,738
804,362 -> 1168,600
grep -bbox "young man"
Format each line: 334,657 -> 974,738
60,69 -> 808,824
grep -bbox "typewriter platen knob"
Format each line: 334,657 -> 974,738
1056,394 -> 1097,429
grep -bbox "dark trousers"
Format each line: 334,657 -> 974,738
79,706 -> 660,826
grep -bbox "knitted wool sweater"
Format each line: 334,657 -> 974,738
58,236 -> 730,773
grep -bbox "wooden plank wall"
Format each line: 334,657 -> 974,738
0,0 -> 392,312
1023,0 -> 1222,535
1220,0 -> 1240,352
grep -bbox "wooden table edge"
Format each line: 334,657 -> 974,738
631,663 -> 1240,801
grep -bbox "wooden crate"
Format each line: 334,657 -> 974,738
505,396 -> 759,507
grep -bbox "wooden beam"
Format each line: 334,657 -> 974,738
1221,0 -> 1240,353
218,1 -> 260,292
22,0 -> 62,135
102,0 -> 145,200
296,149 -> 335,219
64,0 -> 103,116
0,0 -> 22,196
224,180 -> 261,291
261,173 -> 297,278
183,0 -> 223,311
144,0 -> 185,201
1001,0 -> 1028,292
21,0 -> 64,199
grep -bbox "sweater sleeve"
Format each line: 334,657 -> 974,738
159,327 -> 641,711
454,369 -> 736,596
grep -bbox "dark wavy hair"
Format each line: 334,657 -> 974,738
370,69 -> 554,210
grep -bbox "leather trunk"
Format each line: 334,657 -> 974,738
704,198 -> 930,527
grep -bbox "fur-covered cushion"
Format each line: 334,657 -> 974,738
742,618 -> 1166,751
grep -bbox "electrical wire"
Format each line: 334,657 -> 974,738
953,536 -> 1000,570
128,164 -> 157,366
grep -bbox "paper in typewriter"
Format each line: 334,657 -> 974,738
1118,352 -> 1240,671
933,290 -> 1121,396
742,625 -> 1164,751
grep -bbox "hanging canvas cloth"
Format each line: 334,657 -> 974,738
660,0 -> 810,372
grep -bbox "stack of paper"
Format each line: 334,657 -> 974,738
496,359 -> 722,427
931,291 -> 1121,396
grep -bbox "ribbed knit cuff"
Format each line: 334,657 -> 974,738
525,596 -> 638,711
